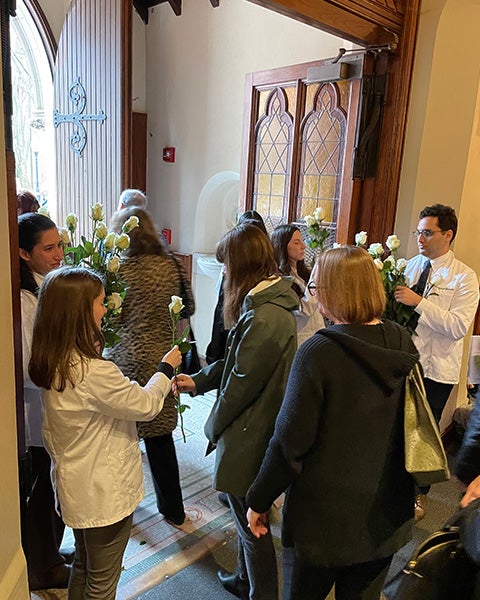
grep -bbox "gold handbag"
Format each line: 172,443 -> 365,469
404,363 -> 450,486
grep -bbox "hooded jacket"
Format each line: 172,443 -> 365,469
193,276 -> 298,497
246,320 -> 419,566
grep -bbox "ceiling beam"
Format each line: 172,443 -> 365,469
134,0 -> 219,24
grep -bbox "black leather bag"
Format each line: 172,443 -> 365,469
383,500 -> 480,600
181,326 -> 201,375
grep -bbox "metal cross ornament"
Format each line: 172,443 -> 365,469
53,77 -> 107,157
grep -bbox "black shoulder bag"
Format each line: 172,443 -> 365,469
171,255 -> 201,375
383,498 -> 480,600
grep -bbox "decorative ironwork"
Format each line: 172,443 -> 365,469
53,77 -> 106,156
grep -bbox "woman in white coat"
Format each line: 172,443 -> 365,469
271,224 -> 324,346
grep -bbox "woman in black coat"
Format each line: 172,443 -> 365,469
246,246 -> 419,600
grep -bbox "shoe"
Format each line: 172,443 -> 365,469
217,569 -> 249,598
29,563 -> 72,591
218,492 -> 229,508
414,494 -> 427,522
60,546 -> 76,564
165,516 -> 193,531
165,514 -> 186,526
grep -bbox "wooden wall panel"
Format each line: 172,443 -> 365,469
54,0 -> 130,236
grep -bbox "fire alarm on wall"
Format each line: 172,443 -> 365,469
163,147 -> 175,162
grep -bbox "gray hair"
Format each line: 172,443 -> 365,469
118,188 -> 148,210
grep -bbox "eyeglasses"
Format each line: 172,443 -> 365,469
307,282 -> 317,296
412,229 -> 445,239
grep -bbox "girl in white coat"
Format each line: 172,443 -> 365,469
29,267 -> 181,600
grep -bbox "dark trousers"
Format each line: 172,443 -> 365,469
144,433 -> 185,524
282,546 -> 391,600
69,513 -> 133,600
227,493 -> 278,600
25,446 -> 66,581
417,378 -> 454,495
423,378 -> 454,425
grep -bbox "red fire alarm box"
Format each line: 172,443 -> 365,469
163,147 -> 175,163
162,229 -> 172,245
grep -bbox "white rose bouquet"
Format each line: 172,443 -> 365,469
356,232 -> 415,328
168,295 -> 193,443
62,204 -> 139,347
304,206 -> 331,258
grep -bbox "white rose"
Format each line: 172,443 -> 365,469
386,234 -> 400,251
65,213 -> 78,234
368,243 -> 384,258
314,206 -> 325,222
332,242 -> 343,248
115,233 -> 130,251
122,216 -> 139,233
304,215 -> 315,228
91,203 -> 104,221
106,292 -> 122,311
396,258 -> 407,272
374,258 -> 384,271
107,256 -> 120,273
38,206 -> 51,218
169,295 -> 185,315
355,231 -> 368,246
383,255 -> 395,269
58,227 -> 70,246
104,232 -> 116,251
94,222 -> 108,240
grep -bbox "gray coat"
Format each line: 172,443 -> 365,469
193,277 -> 298,496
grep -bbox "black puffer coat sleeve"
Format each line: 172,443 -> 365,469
456,400 -> 480,485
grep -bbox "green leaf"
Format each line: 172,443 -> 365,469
178,341 -> 192,354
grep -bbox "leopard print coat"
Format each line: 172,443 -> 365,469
104,253 -> 195,437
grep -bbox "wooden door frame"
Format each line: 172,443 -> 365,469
244,0 -> 421,244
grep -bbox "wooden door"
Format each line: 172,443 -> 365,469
240,52 -> 378,245
53,0 -> 132,235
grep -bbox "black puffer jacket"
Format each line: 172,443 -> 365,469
456,399 -> 480,485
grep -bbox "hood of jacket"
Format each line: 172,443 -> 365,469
242,276 -> 299,314
317,321 -> 419,395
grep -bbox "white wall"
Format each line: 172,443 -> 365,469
395,0 -> 480,426
144,0 -> 348,253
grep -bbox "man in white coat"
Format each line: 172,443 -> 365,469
395,204 -> 479,520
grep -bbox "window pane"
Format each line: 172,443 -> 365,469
253,87 -> 293,224
297,82 -> 348,247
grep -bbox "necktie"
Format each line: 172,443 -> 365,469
412,260 -> 431,296
407,260 -> 431,331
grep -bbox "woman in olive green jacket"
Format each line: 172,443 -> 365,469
176,223 -> 298,600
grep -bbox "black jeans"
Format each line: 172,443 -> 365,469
227,493 -> 278,599
282,546 -> 391,600
144,433 -> 185,524
25,446 -> 66,581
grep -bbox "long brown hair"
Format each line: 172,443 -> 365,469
271,224 -> 311,294
216,223 -> 279,328
29,267 -> 105,391
315,246 -> 386,324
